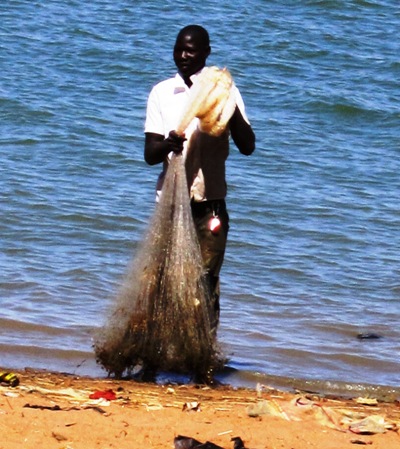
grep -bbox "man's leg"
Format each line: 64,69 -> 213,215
191,200 -> 229,335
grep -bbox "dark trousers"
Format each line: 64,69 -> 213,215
191,199 -> 229,334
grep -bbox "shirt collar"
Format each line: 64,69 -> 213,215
173,73 -> 187,93
173,67 -> 207,93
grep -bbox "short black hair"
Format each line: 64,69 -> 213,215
176,25 -> 210,49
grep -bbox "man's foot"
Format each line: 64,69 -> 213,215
191,367 -> 221,387
135,365 -> 158,382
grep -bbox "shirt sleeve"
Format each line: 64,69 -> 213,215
234,85 -> 250,124
144,86 -> 164,135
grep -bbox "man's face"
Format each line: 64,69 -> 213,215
173,33 -> 210,80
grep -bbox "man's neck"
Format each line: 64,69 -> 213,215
183,76 -> 192,88
179,67 -> 206,88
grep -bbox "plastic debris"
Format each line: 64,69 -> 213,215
231,436 -> 247,449
349,415 -> 388,434
246,395 -> 397,435
0,372 -> 20,387
312,403 -> 345,432
89,389 -> 117,401
247,399 -> 290,420
355,397 -> 378,406
173,435 -> 228,449
174,435 -> 203,449
182,401 -> 201,412
24,403 -> 62,411
145,402 -> 164,411
21,385 -> 89,402
52,431 -> 68,442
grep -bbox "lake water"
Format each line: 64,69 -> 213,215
1,0 -> 399,398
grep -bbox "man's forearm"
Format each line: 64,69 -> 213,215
229,107 -> 256,155
144,137 -> 170,165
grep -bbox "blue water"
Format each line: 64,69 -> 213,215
1,0 -> 399,396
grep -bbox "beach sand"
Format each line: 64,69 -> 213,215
1,367 -> 399,449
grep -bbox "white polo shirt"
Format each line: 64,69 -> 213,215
144,69 -> 249,202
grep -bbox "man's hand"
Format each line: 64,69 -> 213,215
144,131 -> 186,165
165,130 -> 186,154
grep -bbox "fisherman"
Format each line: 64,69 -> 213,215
144,24 -> 255,336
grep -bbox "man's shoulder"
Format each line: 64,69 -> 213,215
152,74 -> 182,92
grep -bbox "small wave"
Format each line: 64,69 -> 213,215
0,342 -> 102,378
244,371 -> 400,402
304,98 -> 381,118
9,138 -> 41,146
1,97 -> 55,124
0,317 -> 74,336
0,342 -> 91,359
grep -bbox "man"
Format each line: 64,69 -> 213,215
144,24 -> 255,336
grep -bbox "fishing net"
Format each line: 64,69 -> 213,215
95,152 -> 222,378
94,67 -> 235,380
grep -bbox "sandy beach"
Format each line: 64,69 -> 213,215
1,367 -> 399,449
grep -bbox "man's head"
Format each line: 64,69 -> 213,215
173,25 -> 211,85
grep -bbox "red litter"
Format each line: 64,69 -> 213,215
89,389 -> 117,401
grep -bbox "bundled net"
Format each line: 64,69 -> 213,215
176,66 -> 236,137
94,153 -> 219,377
94,67 -> 235,379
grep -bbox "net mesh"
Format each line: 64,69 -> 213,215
94,66 -> 235,380
94,153 -> 222,379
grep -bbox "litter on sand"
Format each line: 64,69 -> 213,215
0,372 -> 19,387
174,435 -> 203,449
174,435 -> 245,449
246,395 -> 398,434
88,389 -> 117,401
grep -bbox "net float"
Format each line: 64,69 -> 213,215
209,216 -> 221,234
